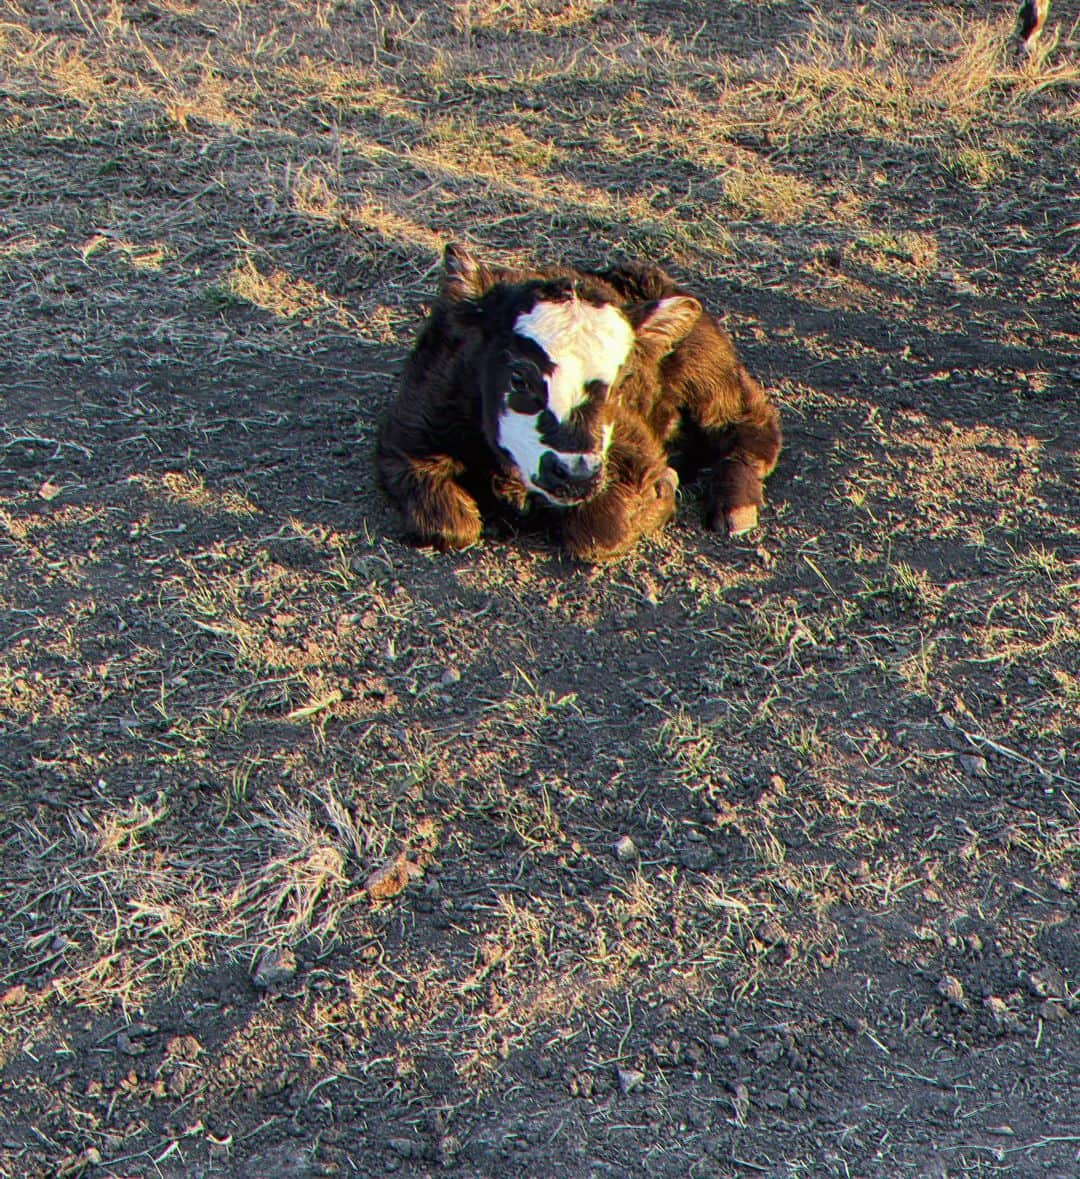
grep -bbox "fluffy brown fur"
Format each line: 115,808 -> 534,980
375,245 -> 781,562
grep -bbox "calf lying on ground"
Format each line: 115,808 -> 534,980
376,245 -> 781,562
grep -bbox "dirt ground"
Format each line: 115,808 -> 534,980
1,2 -> 1077,1176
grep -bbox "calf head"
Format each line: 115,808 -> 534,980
443,244 -> 701,505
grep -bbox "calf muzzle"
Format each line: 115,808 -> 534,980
535,451 -> 604,504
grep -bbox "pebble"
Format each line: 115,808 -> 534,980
679,842 -> 716,871
116,1032 -> 146,1056
984,995 -> 1012,1026
1023,968 -> 1065,999
165,1034 -> 202,1061
617,1067 -> 645,1096
253,947 -> 298,989
937,974 -> 967,1008
757,920 -> 788,947
613,835 -> 638,863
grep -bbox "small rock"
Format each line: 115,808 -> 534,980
165,1034 -> 202,1061
617,1067 -> 645,1096
613,835 -> 638,863
984,995 -> 1014,1027
756,920 -> 788,947
762,1088 -> 789,1110
1039,999 -> 1068,1022
440,666 -> 461,686
116,1032 -> 145,1056
679,842 -> 716,871
38,480 -> 61,502
1023,968 -> 1065,999
937,974 -> 967,1008
253,947 -> 297,989
958,754 -> 990,778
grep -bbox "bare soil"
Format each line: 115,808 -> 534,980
1,2 -> 1077,1177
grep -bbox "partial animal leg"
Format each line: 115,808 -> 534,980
562,416 -> 677,563
376,447 -> 483,551
664,317 -> 782,536
705,366 -> 782,535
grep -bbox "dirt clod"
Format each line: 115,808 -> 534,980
253,947 -> 298,989
364,853 -> 423,901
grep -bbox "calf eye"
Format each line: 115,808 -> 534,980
507,371 -> 545,414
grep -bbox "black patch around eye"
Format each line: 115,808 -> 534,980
507,386 -> 544,413
506,371 -> 547,414
512,336 -> 556,375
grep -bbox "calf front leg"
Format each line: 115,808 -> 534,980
376,446 -> 483,551
562,418 -> 677,563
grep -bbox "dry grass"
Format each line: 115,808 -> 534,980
1,1 -> 1078,1176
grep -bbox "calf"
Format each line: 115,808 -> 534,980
375,245 -> 781,562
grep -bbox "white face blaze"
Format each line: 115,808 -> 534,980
498,298 -> 633,499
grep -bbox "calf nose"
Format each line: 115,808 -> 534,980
537,451 -> 602,499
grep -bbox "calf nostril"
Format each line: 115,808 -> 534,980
538,451 -> 601,496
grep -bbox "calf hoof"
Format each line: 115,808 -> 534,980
657,466 -> 679,495
433,518 -> 482,551
415,503 -> 483,551
725,503 -> 759,536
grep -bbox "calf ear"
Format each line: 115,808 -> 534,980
443,243 -> 486,301
632,295 -> 702,353
444,243 -> 533,302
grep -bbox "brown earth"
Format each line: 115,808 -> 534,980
0,2 -> 1077,1177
